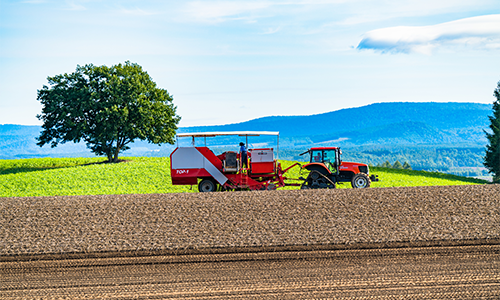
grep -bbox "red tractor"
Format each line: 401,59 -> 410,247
170,131 -> 301,192
299,147 -> 378,189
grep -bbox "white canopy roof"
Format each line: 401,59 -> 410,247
176,131 -> 279,138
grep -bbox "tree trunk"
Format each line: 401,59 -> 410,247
113,136 -> 123,163
113,147 -> 120,163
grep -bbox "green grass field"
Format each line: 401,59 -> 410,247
0,157 -> 489,197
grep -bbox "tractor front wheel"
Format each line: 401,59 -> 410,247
198,179 -> 218,192
351,173 -> 371,188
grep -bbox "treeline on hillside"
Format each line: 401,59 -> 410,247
376,160 -> 412,170
279,146 -> 488,177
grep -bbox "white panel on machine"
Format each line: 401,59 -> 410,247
249,149 -> 274,163
171,147 -> 228,185
203,160 -> 228,185
171,147 -> 204,169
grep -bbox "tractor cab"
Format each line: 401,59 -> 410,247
309,148 -> 340,173
300,146 -> 378,189
301,147 -> 341,175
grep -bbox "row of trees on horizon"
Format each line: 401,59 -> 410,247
375,160 -> 412,170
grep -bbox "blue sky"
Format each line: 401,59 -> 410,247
1,0 -> 499,127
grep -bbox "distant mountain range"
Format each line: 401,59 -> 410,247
0,102 -> 492,160
179,102 -> 491,147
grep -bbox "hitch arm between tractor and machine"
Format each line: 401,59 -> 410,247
276,162 -> 303,187
283,162 -> 301,173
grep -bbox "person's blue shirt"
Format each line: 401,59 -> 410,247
240,145 -> 247,153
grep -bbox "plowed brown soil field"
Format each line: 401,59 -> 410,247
1,245 -> 499,299
1,185 -> 499,298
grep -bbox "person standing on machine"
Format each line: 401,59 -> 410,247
239,142 -> 248,168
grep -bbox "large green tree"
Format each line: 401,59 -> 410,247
37,61 -> 180,162
484,81 -> 500,182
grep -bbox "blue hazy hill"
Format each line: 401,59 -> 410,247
0,102 -> 492,159
179,102 -> 491,146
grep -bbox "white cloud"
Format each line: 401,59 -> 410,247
183,1 -> 272,23
357,14 -> 500,54
118,7 -> 159,16
181,0 -> 349,23
21,0 -> 47,3
261,26 -> 281,34
64,1 -> 87,11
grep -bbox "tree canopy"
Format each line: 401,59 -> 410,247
392,160 -> 403,169
484,81 -> 500,182
37,61 -> 180,162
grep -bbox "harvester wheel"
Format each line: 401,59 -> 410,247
351,173 -> 371,188
198,179 -> 218,192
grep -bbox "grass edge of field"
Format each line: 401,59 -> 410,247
0,156 -> 491,198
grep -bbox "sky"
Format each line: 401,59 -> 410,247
1,0 -> 500,127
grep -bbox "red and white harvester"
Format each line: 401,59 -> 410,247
170,131 -> 301,192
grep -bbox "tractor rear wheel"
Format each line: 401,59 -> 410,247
198,179 -> 218,192
351,173 -> 371,188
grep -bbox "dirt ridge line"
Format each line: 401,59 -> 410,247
2,238 -> 499,263
2,244 -> 499,272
